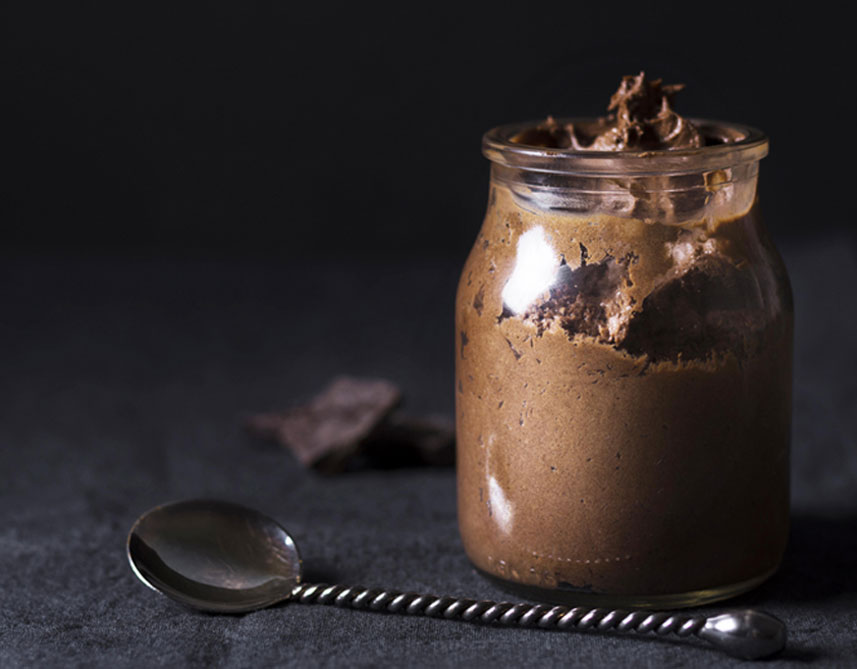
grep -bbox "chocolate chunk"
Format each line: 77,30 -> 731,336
246,376 -> 401,473
247,377 -> 457,473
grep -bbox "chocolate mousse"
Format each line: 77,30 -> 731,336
512,72 -> 703,151
456,74 -> 792,606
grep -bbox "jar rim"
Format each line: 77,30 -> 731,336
482,119 -> 768,176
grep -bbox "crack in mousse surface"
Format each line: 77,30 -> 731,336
456,73 -> 792,605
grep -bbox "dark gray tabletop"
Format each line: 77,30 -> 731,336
1,238 -> 856,667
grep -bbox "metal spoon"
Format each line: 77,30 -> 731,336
126,499 -> 786,660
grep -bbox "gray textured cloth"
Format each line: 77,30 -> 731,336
1,238 -> 856,667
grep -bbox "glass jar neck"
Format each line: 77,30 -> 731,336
489,161 -> 760,225
483,119 -> 768,176
483,119 -> 768,225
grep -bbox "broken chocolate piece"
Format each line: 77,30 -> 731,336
246,376 -> 401,473
247,377 -> 457,473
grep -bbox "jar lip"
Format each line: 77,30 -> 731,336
482,118 -> 769,176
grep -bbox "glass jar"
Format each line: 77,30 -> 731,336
455,120 -> 792,608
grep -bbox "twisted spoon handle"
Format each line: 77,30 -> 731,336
290,583 -> 785,660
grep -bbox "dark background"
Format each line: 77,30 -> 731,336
3,2 -> 854,258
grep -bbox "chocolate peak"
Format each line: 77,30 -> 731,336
513,71 -> 703,152
608,72 -> 683,125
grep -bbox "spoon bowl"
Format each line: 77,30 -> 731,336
127,499 -> 302,613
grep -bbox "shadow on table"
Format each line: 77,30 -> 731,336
303,511 -> 857,602
301,555 -> 347,586
726,511 -> 857,663
748,512 -> 857,604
